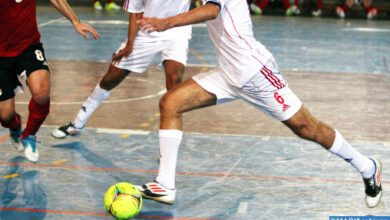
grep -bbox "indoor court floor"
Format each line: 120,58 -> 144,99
0,5 -> 389,220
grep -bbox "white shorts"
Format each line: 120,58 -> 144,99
193,64 -> 302,121
113,38 -> 188,73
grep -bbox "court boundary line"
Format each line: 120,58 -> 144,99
0,207 -> 219,220
0,162 -> 388,184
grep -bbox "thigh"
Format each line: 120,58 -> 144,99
164,78 -> 217,114
26,69 -> 50,98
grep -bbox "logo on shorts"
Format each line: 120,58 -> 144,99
15,0 -> 23,3
0,88 -> 2,97
282,104 -> 290,112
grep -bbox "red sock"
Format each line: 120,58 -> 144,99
106,0 -> 113,3
1,113 -> 21,131
23,98 -> 50,137
93,0 -> 99,3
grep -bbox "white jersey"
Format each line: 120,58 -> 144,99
203,0 -> 274,88
123,0 -> 192,41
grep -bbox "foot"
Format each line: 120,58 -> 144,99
312,9 -> 322,17
105,2 -> 121,11
136,181 -> 176,205
367,8 -> 378,19
9,114 -> 24,152
51,122 -> 82,139
21,135 -> 39,163
250,3 -> 262,15
335,6 -> 345,18
363,158 -> 383,208
285,5 -> 300,16
94,1 -> 103,10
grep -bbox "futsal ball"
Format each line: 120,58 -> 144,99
104,182 -> 143,219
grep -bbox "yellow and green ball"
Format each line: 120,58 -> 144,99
104,182 -> 142,219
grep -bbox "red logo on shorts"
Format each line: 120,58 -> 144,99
283,104 -> 290,112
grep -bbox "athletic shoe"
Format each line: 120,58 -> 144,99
94,1 -> 103,10
105,2 -> 121,11
136,181 -> 176,205
250,3 -> 262,15
363,158 -> 383,208
367,8 -> 378,19
51,122 -> 82,139
285,5 -> 300,16
312,9 -> 322,17
336,6 -> 345,18
21,135 -> 39,163
9,114 -> 24,152
194,0 -> 201,8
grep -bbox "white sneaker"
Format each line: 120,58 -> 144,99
364,158 -> 383,208
286,5 -> 300,16
105,2 -> 121,11
136,181 -> 176,205
93,1 -> 103,10
250,3 -> 262,15
312,9 -> 322,17
21,135 -> 39,163
51,122 -> 82,139
367,8 -> 378,19
336,6 -> 345,18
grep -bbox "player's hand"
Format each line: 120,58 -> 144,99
137,17 -> 169,33
74,21 -> 100,40
112,45 -> 133,65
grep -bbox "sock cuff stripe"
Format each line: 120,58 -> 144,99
159,129 -> 183,138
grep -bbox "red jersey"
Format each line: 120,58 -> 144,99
0,0 -> 41,57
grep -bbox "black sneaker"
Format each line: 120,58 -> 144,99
51,122 -> 82,139
363,158 -> 383,208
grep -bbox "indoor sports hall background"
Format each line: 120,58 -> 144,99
0,2 -> 389,219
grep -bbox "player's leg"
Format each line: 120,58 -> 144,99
51,38 -> 166,139
51,64 -> 130,138
161,38 -> 188,91
363,0 -> 377,19
138,78 -> 217,204
0,99 -> 23,152
163,60 -> 184,91
283,106 -> 382,208
0,64 -> 24,151
22,69 -> 50,162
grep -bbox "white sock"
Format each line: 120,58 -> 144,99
73,84 -> 112,129
156,129 -> 183,190
329,129 -> 375,178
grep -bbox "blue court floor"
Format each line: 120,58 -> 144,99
0,5 -> 389,220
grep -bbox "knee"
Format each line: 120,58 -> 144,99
0,112 -> 14,124
32,90 -> 50,104
159,93 -> 179,115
